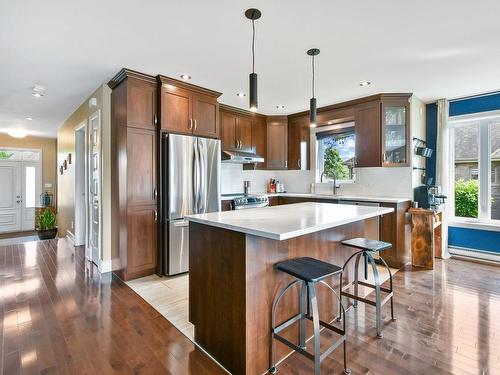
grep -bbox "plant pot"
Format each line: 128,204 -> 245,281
37,227 -> 58,240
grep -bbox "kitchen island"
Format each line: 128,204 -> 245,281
187,202 -> 394,375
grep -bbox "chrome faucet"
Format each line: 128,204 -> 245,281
320,171 -> 338,195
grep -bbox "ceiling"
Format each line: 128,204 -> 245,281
1,0 -> 500,138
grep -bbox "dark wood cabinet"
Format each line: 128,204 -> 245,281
158,76 -> 221,138
353,94 -> 411,168
127,205 -> 157,275
220,107 -> 256,152
287,115 -> 310,170
249,116 -> 267,170
266,116 -> 287,169
108,69 -> 159,281
354,100 -> 382,168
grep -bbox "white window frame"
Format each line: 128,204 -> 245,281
448,110 -> 500,225
311,122 -> 356,184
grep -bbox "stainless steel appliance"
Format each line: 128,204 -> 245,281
221,149 -> 264,164
221,194 -> 269,210
162,133 -> 221,275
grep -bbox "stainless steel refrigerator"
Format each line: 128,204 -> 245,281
162,133 -> 221,275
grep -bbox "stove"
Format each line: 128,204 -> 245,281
222,194 -> 269,210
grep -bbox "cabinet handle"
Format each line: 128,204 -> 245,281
297,159 -> 301,168
194,119 -> 197,130
285,160 -> 288,169
239,140 -> 242,148
154,114 -> 157,125
154,188 -> 157,200
189,119 -> 193,130
154,210 -> 158,222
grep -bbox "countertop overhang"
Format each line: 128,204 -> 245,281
186,202 -> 394,240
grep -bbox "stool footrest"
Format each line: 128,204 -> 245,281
342,280 -> 392,295
273,333 -> 314,361
304,315 -> 345,337
273,313 -> 305,335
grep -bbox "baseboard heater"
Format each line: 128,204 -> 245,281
449,246 -> 500,263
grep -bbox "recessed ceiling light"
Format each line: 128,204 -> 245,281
236,92 -> 246,97
26,117 -> 33,121
276,105 -> 285,110
359,81 -> 371,87
8,129 -> 27,138
180,74 -> 192,80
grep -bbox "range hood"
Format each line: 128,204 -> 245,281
221,149 -> 264,164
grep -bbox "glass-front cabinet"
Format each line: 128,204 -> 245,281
382,100 -> 410,166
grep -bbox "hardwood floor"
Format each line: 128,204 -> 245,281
0,239 -> 225,375
1,238 -> 499,374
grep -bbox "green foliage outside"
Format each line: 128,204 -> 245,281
324,147 -> 349,180
38,208 -> 57,230
0,150 -> 14,159
455,179 -> 478,218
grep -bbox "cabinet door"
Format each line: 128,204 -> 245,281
266,116 -> 287,169
127,205 -> 157,276
192,93 -> 218,138
251,116 -> 267,168
127,80 -> 157,130
288,115 -> 309,170
160,86 -> 193,134
237,116 -> 253,151
354,101 -> 381,167
127,128 -> 157,206
220,111 -> 238,150
381,100 -> 410,166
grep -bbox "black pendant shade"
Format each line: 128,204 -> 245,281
246,8 -> 261,111
249,72 -> 258,111
307,48 -> 320,127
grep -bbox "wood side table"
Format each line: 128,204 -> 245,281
408,208 -> 443,269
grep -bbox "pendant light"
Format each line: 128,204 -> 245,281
245,8 -> 261,112
307,48 -> 320,127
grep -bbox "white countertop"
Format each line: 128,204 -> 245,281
221,192 -> 410,204
187,202 -> 394,240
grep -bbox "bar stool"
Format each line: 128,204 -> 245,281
339,238 -> 395,338
269,257 -> 350,375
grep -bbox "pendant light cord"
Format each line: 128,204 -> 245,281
252,19 -> 256,73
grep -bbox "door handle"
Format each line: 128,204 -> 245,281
173,220 -> 189,227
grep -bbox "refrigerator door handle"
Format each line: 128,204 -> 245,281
198,140 -> 207,214
193,139 -> 201,214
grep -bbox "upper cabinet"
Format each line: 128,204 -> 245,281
353,94 -> 411,168
158,76 -> 221,138
219,106 -> 263,153
381,99 -> 410,166
287,115 -> 310,170
266,116 -> 287,169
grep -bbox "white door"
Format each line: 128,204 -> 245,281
88,111 -> 101,265
0,162 -> 22,233
21,161 -> 42,230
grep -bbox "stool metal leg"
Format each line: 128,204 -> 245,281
299,281 -> 307,349
366,253 -> 383,338
353,252 -> 363,308
363,252 -> 368,280
378,256 -> 396,321
308,281 -> 321,375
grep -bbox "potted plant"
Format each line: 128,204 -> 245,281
37,208 -> 58,240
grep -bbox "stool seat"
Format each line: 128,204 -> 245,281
275,257 -> 342,283
341,238 -> 392,252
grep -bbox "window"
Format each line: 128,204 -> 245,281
450,113 -> 500,221
315,125 -> 356,182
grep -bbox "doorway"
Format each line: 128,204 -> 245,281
0,149 -> 42,234
74,125 -> 87,246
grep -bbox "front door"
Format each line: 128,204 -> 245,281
0,161 -> 22,233
88,111 -> 101,265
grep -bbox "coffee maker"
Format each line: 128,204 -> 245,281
414,184 -> 447,210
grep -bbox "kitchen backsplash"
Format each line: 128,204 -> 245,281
221,164 -> 412,198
